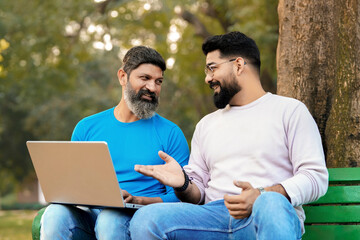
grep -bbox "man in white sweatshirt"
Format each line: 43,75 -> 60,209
130,31 -> 328,240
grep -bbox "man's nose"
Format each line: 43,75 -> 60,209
146,81 -> 156,92
205,73 -> 213,85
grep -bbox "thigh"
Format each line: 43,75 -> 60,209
130,200 -> 253,240
95,208 -> 136,240
41,204 -> 99,240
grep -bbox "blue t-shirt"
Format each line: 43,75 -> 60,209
71,107 -> 190,202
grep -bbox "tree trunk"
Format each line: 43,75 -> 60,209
277,0 -> 360,167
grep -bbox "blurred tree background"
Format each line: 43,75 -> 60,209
0,0 -> 278,198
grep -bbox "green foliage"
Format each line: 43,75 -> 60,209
0,0 -> 278,190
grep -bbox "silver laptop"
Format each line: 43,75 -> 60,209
26,141 -> 143,209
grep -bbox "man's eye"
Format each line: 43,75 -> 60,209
156,79 -> 163,85
208,65 -> 217,71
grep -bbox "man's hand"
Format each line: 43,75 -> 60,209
122,189 -> 135,203
122,189 -> 163,205
134,151 -> 185,188
224,181 -> 260,219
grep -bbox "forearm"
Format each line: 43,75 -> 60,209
170,168 -> 203,203
175,181 -> 202,204
132,196 -> 163,205
264,184 -> 290,202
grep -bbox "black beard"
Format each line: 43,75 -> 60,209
212,77 -> 241,109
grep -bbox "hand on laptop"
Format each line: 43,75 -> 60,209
122,189 -> 162,205
122,190 -> 135,203
134,151 -> 185,188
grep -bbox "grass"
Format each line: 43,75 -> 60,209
0,210 -> 37,240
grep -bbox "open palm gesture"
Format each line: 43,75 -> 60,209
134,151 -> 185,188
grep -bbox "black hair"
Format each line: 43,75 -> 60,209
202,31 -> 261,72
122,46 -> 166,75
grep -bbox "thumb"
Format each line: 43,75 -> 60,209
158,151 -> 174,163
234,181 -> 253,190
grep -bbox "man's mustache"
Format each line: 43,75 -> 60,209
209,81 -> 221,90
137,89 -> 157,102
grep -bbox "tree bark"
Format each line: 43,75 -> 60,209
277,0 -> 360,167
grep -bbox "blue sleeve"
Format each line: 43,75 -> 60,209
160,126 -> 190,202
71,121 -> 85,141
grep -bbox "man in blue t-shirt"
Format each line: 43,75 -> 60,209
39,46 -> 190,240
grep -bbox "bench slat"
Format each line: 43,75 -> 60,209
303,225 -> 360,240
309,186 -> 360,204
303,168 -> 360,239
304,205 -> 360,223
328,167 -> 360,183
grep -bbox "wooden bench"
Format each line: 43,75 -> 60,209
302,167 -> 360,240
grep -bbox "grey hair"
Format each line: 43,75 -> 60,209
122,46 -> 166,75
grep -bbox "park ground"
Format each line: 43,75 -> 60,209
0,210 -> 37,240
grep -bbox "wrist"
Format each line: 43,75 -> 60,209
132,196 -> 141,204
257,187 -> 265,195
174,169 -> 191,192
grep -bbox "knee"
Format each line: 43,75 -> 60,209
252,192 -> 295,222
40,204 -> 75,238
95,209 -> 132,240
252,192 -> 301,239
129,203 -> 168,239
254,192 -> 290,212
41,204 -> 74,228
129,205 -> 158,232
95,209 -> 126,232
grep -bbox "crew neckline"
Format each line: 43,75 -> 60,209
226,92 -> 272,110
110,107 -> 154,126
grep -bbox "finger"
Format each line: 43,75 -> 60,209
233,181 -> 253,190
134,165 -> 154,176
224,201 -> 246,212
225,204 -> 244,212
123,195 -> 132,203
224,194 -> 243,204
228,209 -> 247,216
121,190 -> 129,196
158,151 -> 174,163
225,203 -> 251,219
229,210 -> 250,219
134,165 -> 165,183
122,190 -> 132,203
224,201 -> 244,211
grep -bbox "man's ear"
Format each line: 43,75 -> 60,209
117,69 -> 127,86
235,57 -> 246,76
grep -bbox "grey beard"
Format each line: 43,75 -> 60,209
124,83 -> 159,119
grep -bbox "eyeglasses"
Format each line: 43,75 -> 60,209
205,58 -> 246,76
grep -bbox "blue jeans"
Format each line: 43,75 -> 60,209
130,192 -> 302,240
40,204 -> 136,240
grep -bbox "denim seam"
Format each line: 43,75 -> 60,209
228,216 -> 232,232
164,226 -> 233,236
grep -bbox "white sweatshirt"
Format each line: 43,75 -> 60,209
184,93 -> 328,230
